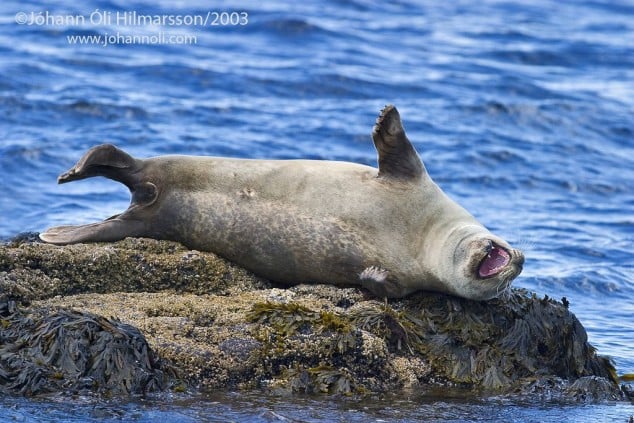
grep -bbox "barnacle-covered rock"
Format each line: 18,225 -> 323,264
0,235 -> 628,401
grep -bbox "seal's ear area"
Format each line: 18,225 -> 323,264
372,105 -> 425,180
39,217 -> 144,245
58,144 -> 140,187
131,182 -> 159,206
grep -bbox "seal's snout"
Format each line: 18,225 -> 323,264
513,248 -> 525,272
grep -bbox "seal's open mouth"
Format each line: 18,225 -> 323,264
478,243 -> 511,278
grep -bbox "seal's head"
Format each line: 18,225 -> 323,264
444,225 -> 525,300
370,104 -> 524,301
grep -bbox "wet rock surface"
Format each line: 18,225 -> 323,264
0,236 -> 630,401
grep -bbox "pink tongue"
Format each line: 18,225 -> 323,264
478,246 -> 510,278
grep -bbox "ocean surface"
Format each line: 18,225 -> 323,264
0,0 -> 633,421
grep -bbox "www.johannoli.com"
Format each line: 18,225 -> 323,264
66,32 -> 198,47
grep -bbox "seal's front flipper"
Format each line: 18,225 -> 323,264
359,266 -> 402,298
58,144 -> 141,189
39,217 -> 144,245
372,105 -> 425,181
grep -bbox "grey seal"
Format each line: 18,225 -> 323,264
40,105 -> 524,300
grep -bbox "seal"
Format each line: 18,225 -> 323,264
40,105 -> 524,300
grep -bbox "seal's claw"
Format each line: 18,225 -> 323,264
360,266 -> 389,283
373,105 -> 402,139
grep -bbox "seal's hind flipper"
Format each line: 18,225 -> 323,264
39,217 -> 144,245
372,105 -> 425,180
58,144 -> 140,188
40,144 -> 151,246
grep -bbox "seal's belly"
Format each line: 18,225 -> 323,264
150,158 -> 425,286
155,190 -> 371,285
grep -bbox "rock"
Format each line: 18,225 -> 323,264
0,236 -> 628,401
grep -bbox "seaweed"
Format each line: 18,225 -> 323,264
246,301 -> 319,336
246,301 -> 358,354
0,304 -> 177,396
350,301 -> 425,353
285,365 -> 357,395
391,290 -> 620,390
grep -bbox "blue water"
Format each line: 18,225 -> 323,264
2,390 -> 634,422
1,0 -> 633,420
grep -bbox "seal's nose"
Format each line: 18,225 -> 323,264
507,249 -> 525,278
515,249 -> 525,267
